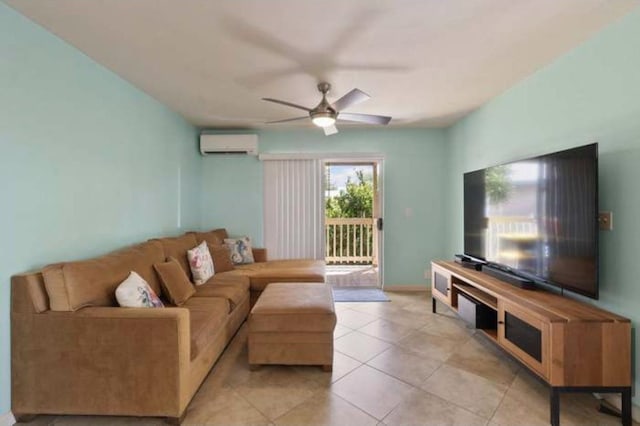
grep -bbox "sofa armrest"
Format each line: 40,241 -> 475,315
252,247 -> 268,263
12,307 -> 190,417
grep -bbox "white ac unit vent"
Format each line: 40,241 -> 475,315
200,134 -> 258,156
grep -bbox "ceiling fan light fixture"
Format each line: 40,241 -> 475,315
310,111 -> 336,128
262,82 -> 390,135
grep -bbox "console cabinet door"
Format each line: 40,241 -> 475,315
431,264 -> 452,306
498,302 -> 549,380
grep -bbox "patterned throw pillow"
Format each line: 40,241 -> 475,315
187,241 -> 215,285
115,271 -> 164,308
224,237 -> 255,264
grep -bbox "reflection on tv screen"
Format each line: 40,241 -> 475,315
464,144 -> 598,298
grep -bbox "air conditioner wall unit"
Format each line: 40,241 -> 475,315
200,134 -> 258,156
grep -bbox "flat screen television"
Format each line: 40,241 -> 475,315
464,143 -> 599,298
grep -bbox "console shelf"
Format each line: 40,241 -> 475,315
431,260 -> 632,426
452,282 -> 498,310
479,328 -> 498,341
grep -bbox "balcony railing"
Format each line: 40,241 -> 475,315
486,216 -> 538,262
325,217 -> 375,264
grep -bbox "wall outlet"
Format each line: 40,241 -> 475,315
599,211 -> 613,231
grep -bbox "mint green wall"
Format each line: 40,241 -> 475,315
447,8 -> 640,404
4,0 -> 639,414
201,153 -> 264,243
200,128 -> 448,287
0,3 -> 200,413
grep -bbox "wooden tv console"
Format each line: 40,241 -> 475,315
431,260 -> 632,426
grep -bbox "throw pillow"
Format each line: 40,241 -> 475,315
208,243 -> 236,273
224,237 -> 255,264
153,257 -> 195,305
115,271 -> 164,308
187,241 -> 215,285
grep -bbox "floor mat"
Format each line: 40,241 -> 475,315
332,287 -> 390,302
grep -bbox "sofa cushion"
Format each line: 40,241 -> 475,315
208,244 -> 235,273
154,257 -> 195,306
151,233 -> 198,279
192,228 -> 229,246
202,270 -> 250,287
115,271 -> 164,308
194,274 -> 250,312
182,297 -> 229,360
187,241 -> 215,285
43,241 -> 165,311
235,260 -> 325,292
249,283 -> 336,333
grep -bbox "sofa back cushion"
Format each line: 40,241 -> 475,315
192,228 -> 229,246
208,243 -> 235,273
43,240 -> 165,311
151,233 -> 198,279
11,272 -> 50,314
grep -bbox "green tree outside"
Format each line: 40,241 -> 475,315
325,170 -> 373,218
325,168 -> 374,263
485,165 -> 511,205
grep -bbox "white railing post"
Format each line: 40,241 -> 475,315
324,217 -> 375,264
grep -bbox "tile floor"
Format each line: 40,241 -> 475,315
17,292 -> 635,426
325,265 -> 379,287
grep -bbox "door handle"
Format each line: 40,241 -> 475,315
376,218 -> 383,231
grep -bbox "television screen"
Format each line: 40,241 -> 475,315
464,143 -> 598,298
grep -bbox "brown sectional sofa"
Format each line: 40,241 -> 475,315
191,229 -> 325,305
11,228 -> 324,423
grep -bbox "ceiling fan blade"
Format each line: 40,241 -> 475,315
331,89 -> 370,111
266,116 -> 309,124
323,125 -> 339,136
262,98 -> 311,112
338,112 -> 391,125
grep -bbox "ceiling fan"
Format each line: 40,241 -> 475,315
262,82 -> 391,136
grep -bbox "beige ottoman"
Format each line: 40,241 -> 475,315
248,282 -> 336,371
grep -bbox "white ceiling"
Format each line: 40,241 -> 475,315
6,0 -> 638,129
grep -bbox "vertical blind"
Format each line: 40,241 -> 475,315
263,159 -> 324,260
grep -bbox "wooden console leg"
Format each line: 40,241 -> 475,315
550,387 -> 560,426
622,387 -> 632,426
13,413 -> 37,423
249,364 -> 261,371
322,364 -> 333,372
432,297 -> 436,313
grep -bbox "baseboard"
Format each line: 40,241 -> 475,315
595,394 -> 640,422
384,284 -> 430,292
0,411 -> 15,426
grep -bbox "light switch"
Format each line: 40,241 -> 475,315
599,211 -> 613,231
